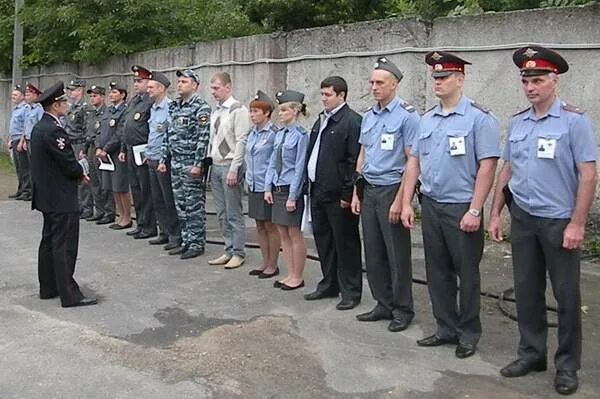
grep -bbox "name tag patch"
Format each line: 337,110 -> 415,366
537,138 -> 556,159
381,134 -> 394,151
449,137 -> 466,156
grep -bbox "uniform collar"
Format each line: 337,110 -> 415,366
523,97 -> 561,121
153,96 -> 169,110
254,120 -> 273,134
433,95 -> 468,117
322,102 -> 346,119
283,121 -> 299,132
15,100 -> 26,109
373,97 -> 399,115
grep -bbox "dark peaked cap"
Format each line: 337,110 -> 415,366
373,57 -> 403,81
36,81 -> 68,107
86,85 -> 106,95
254,90 -> 274,106
149,71 -> 171,88
425,51 -> 471,78
275,90 -> 304,104
513,45 -> 569,77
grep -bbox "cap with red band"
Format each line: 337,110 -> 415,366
513,46 -> 568,76
131,65 -> 151,80
26,82 -> 42,95
425,51 -> 471,78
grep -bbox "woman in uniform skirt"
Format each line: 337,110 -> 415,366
264,90 -> 309,290
245,90 -> 281,279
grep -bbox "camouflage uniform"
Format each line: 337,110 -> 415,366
160,94 -> 211,251
64,98 -> 92,215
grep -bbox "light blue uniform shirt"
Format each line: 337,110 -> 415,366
412,95 -> 500,203
265,123 -> 309,200
24,103 -> 44,140
147,96 -> 170,161
359,97 -> 420,186
503,98 -> 597,219
245,121 -> 277,193
9,101 -> 27,141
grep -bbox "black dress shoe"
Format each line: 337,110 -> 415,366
356,307 -> 393,322
40,293 -> 59,300
112,222 -> 133,230
96,216 -> 114,225
249,268 -> 265,276
149,236 -> 169,245
500,358 -> 547,378
134,231 -> 158,239
79,212 -> 93,219
258,268 -> 280,279
126,228 -> 142,236
280,281 -> 305,291
455,343 -> 477,359
388,316 -> 413,332
62,298 -> 98,308
417,334 -> 459,347
21,196 -> 32,201
304,290 -> 339,301
8,192 -> 20,199
180,248 -> 205,260
168,246 -> 188,255
336,298 -> 360,310
555,370 -> 578,395
273,280 -> 284,288
109,223 -> 120,229
163,242 -> 180,251
86,214 -> 104,222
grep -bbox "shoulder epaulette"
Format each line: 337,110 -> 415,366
470,101 -> 490,113
269,124 -> 280,133
512,107 -> 530,117
561,102 -> 585,114
229,102 -> 242,112
399,100 -> 416,113
423,105 -> 436,115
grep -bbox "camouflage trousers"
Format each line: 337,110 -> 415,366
171,157 -> 206,251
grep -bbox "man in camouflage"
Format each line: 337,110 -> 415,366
157,69 -> 211,260
64,79 -> 93,218
83,85 -> 114,222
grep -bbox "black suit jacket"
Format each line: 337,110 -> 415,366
307,103 -> 362,203
30,113 -> 84,213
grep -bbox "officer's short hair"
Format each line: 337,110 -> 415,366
211,72 -> 231,86
249,99 -> 273,118
320,76 -> 348,101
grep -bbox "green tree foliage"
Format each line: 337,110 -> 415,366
0,0 -> 597,74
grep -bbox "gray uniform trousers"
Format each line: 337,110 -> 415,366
72,142 -> 93,214
12,139 -> 31,196
510,203 -> 581,371
211,164 -> 246,258
87,146 -> 114,218
147,160 -> 181,245
361,183 -> 413,318
127,148 -> 156,234
420,195 -> 483,345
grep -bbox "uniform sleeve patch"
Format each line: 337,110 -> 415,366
56,137 -> 66,150
198,113 -> 210,125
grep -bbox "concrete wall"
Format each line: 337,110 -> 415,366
2,5 -> 600,149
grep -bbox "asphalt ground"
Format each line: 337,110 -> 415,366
1,170 -> 599,398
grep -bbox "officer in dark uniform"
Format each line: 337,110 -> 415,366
30,81 -> 97,308
488,46 -> 597,395
120,65 -> 157,240
84,85 -> 115,222
64,79 -> 93,218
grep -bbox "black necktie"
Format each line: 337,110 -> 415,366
275,129 -> 289,177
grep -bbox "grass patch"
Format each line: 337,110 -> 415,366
0,152 -> 15,176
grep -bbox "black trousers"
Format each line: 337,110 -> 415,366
421,195 -> 483,345
510,203 -> 581,371
127,149 -> 156,234
361,184 -> 413,318
38,212 -> 84,306
11,139 -> 31,196
148,160 -> 181,244
87,146 -> 115,218
310,197 -> 362,299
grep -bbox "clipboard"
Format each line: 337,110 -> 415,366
132,144 -> 147,166
98,153 -> 115,172
78,157 -> 90,175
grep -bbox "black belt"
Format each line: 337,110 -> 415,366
272,184 -> 290,193
71,138 -> 87,144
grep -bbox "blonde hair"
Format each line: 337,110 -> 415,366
279,101 -> 309,118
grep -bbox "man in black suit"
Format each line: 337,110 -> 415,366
30,81 -> 97,308
304,76 -> 363,310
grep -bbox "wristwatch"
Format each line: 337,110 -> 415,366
468,208 -> 481,217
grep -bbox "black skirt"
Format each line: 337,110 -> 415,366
272,190 -> 304,227
248,191 -> 272,221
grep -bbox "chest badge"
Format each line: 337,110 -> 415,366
56,137 -> 66,150
134,112 -> 141,121
95,121 -> 100,129
70,114 -> 76,120
109,119 -> 116,127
